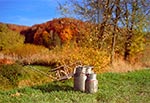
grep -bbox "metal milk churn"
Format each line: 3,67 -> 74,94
85,66 -> 94,75
85,73 -> 98,93
74,66 -> 87,92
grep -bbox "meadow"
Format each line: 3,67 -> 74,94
0,17 -> 150,103
0,69 -> 149,103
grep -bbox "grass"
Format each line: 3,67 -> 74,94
0,65 -> 53,90
17,65 -> 53,88
0,69 -> 150,103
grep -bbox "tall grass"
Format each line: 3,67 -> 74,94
141,41 -> 150,67
108,58 -> 142,73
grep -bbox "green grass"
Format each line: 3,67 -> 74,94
0,69 -> 150,103
0,65 -> 53,90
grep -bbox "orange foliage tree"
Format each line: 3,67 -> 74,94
22,18 -> 90,48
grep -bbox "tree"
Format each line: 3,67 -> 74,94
0,24 -> 25,50
58,0 -> 120,64
119,0 -> 150,60
58,0 -> 115,47
110,0 -> 121,65
58,0 -> 150,63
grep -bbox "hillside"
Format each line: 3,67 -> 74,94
0,17 -> 149,72
1,18 -> 92,48
20,18 -> 89,47
0,22 -> 29,33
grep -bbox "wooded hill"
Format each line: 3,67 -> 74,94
0,17 -> 149,73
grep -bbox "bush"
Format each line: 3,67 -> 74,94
0,75 -> 12,90
51,46 -> 110,73
3,44 -> 110,73
0,24 -> 25,50
3,44 -> 50,65
0,64 -> 25,87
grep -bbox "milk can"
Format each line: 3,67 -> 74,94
85,73 -> 98,93
74,66 -> 87,92
84,66 -> 94,75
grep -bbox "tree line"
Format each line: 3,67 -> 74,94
58,0 -> 150,64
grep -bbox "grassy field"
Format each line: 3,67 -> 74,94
0,69 -> 150,103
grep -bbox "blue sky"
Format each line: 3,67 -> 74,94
0,0 -> 65,26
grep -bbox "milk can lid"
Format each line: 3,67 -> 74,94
87,73 -> 97,79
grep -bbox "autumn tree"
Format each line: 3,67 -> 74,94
58,0 -> 150,63
119,0 -> 150,61
22,18 -> 88,49
110,0 -> 121,64
58,0 -> 120,64
58,0 -> 116,49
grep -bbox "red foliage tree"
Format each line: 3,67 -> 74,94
21,18 -> 90,48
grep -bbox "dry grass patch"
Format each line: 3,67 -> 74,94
108,59 -> 143,73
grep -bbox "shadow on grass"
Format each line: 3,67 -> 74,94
32,81 -> 74,93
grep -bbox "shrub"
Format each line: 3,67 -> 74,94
0,75 -> 12,90
0,24 -> 25,50
9,44 -> 49,57
0,58 -> 15,65
51,46 -> 110,73
0,64 -> 25,87
3,44 -> 50,64
3,44 -> 110,73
